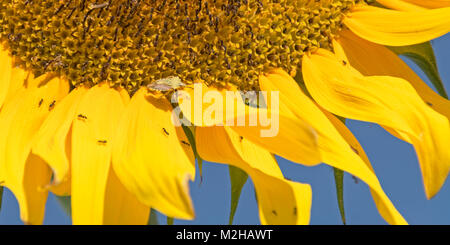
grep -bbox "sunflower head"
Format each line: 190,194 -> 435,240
1,0 -> 362,92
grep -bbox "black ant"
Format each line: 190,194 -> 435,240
78,114 -> 88,120
162,128 -> 170,136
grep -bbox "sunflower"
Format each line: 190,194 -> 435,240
0,0 -> 450,225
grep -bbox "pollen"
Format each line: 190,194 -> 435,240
0,0 -> 363,91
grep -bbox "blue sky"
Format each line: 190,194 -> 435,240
1,34 -> 450,225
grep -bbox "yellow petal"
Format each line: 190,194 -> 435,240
0,45 -> 12,108
377,0 -> 427,11
48,130 -> 73,197
5,66 -> 28,104
103,168 -> 150,225
336,30 -> 450,127
71,83 -> 147,224
253,170 -> 312,225
0,46 -> 27,107
177,83 -> 320,166
260,70 -> 407,224
71,83 -> 148,225
21,154 -> 53,225
196,126 -> 312,225
344,5 -> 450,46
112,88 -> 195,220
303,49 -> 450,199
391,0 -> 450,8
0,75 -> 69,224
33,87 -> 88,185
323,110 -> 406,225
177,83 -> 243,127
229,114 -> 320,167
